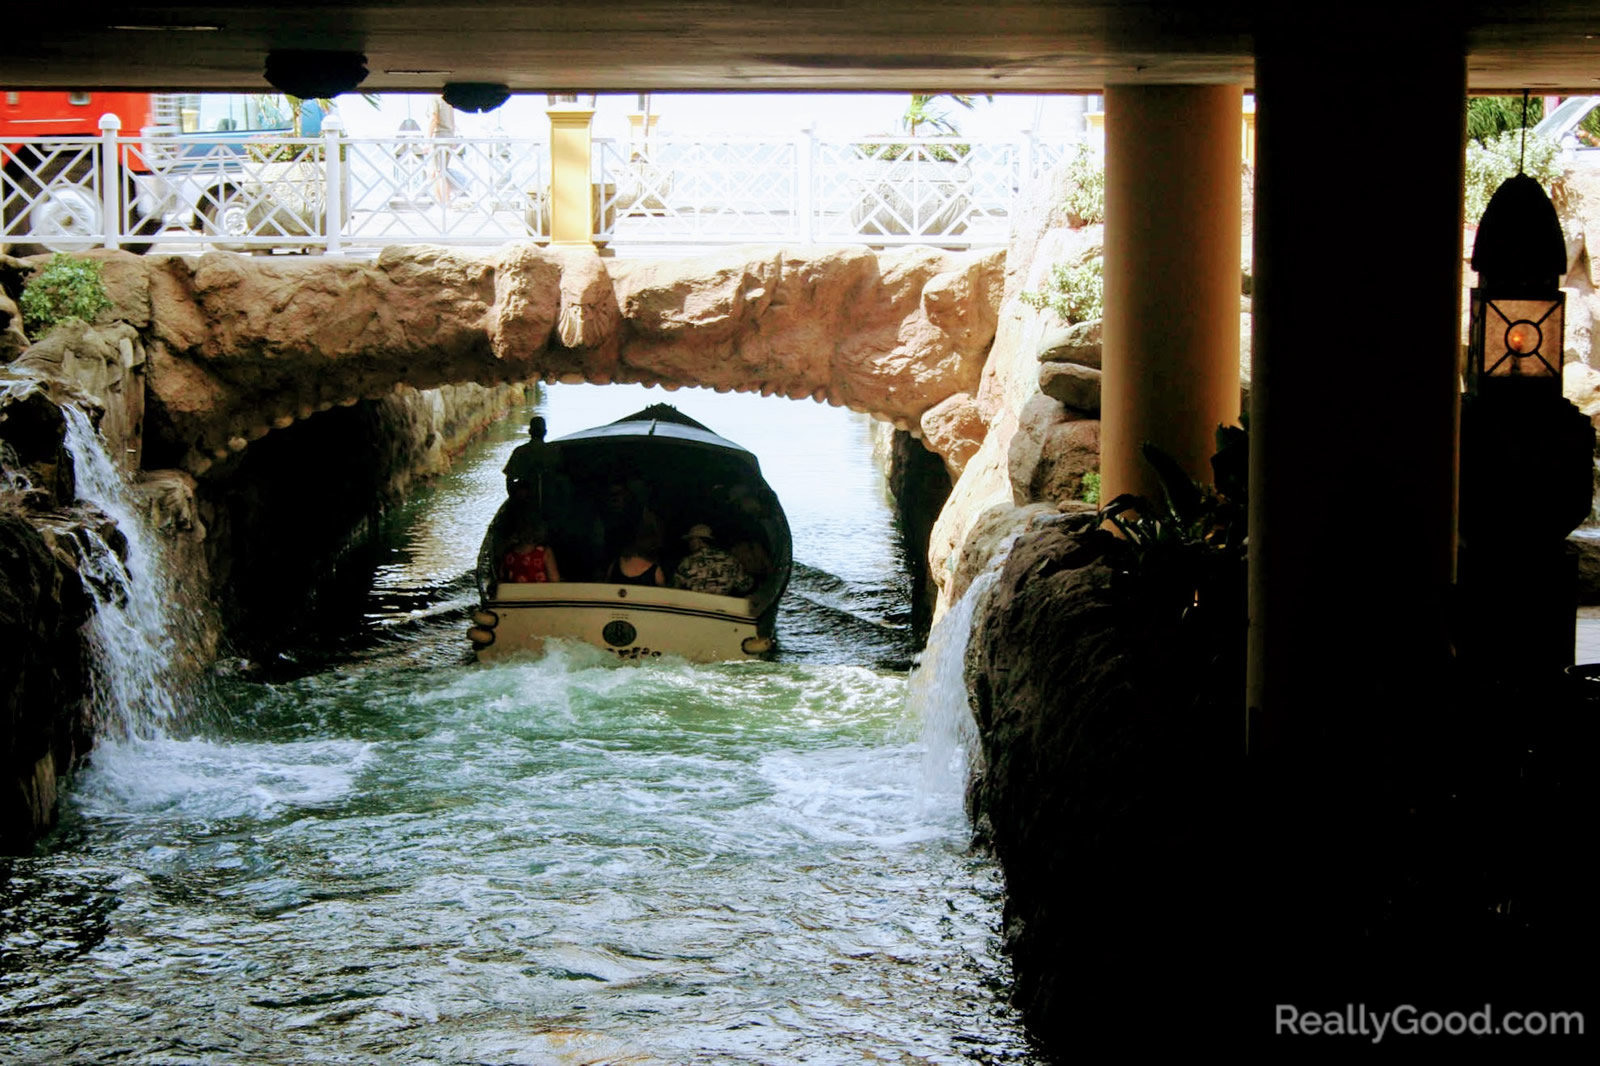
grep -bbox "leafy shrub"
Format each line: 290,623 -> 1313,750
1465,128 -> 1564,222
1019,255 -> 1104,324
1061,143 -> 1105,226
1099,421 -> 1248,622
1079,470 -> 1102,506
20,254 -> 112,337
853,141 -> 972,164
1466,95 -> 1543,147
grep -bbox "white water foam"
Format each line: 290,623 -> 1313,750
73,734 -> 374,822
907,570 -> 996,801
60,404 -> 192,737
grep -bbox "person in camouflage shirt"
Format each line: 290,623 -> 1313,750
672,524 -> 752,596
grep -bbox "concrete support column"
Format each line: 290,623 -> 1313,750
1101,85 -> 1242,505
547,105 -> 596,247
1248,36 -> 1465,768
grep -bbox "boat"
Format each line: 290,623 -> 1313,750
467,403 -> 792,662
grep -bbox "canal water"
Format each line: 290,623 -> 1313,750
0,386 -> 1039,1064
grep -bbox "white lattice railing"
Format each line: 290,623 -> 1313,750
2,117 -> 1078,255
595,137 -> 800,243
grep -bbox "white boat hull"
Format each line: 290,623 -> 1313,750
472,581 -> 773,663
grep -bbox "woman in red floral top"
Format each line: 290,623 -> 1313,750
500,522 -> 561,583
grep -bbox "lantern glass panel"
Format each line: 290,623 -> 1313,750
1482,297 -> 1563,379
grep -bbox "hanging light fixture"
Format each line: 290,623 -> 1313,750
1467,173 -> 1568,397
442,82 -> 512,114
263,50 -> 369,100
1455,93 -> 1594,698
1465,93 -> 1569,398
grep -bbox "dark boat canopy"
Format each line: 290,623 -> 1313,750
479,400 -> 792,630
554,403 -> 762,474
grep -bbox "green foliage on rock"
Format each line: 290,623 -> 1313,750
20,254 -> 112,338
1079,470 -> 1102,507
1465,128 -> 1564,223
1020,256 -> 1104,324
1061,143 -> 1105,226
1017,145 -> 1106,325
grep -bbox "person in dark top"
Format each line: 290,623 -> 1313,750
503,416 -> 565,511
605,531 -> 668,588
599,476 -> 662,564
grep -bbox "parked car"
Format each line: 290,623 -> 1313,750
1533,95 -> 1600,171
143,94 -> 297,247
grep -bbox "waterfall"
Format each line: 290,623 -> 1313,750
60,404 -> 191,738
909,570 -> 996,798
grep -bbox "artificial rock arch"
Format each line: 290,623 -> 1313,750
73,243 -> 1003,476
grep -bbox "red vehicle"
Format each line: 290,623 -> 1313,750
3,91 -> 295,255
0,90 -> 162,140
0,90 -> 171,254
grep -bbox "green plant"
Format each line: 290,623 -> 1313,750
1099,419 -> 1249,620
1019,255 -> 1104,324
1582,105 -> 1600,146
1061,142 -> 1105,225
1079,470 -> 1102,507
1465,128 -> 1563,222
1466,95 -> 1544,147
853,140 -> 972,164
901,93 -> 989,138
20,254 -> 113,337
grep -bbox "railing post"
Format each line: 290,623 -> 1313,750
547,104 -> 596,247
323,117 -> 344,255
796,123 -> 814,245
1021,127 -> 1036,185
98,113 -> 121,249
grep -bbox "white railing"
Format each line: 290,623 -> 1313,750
811,139 -> 1021,246
595,136 -> 801,244
2,121 -> 1076,255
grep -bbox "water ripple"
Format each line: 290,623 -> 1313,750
2,391 -> 1037,1064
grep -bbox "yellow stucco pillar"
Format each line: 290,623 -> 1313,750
1101,85 -> 1242,505
547,105 -> 596,247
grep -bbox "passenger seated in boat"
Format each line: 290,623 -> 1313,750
720,484 -> 773,583
729,537 -> 772,585
500,522 -> 561,584
600,476 -> 662,564
605,531 -> 668,587
673,524 -> 752,596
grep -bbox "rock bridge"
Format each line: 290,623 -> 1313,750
47,243 -> 1004,477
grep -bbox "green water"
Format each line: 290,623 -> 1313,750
0,387 -> 1038,1064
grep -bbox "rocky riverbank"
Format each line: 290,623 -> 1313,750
939,158 -> 1600,1054
0,377 -> 99,850
1,254 -> 529,847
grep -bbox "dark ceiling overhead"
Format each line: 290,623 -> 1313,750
5,2 -> 1600,95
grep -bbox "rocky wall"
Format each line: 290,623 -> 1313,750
199,380 -> 526,655
0,377 -> 113,850
964,512 -> 1243,1052
938,166 -> 1253,1053
950,157 -> 1600,1058
880,427 -> 952,642
9,244 -> 1001,481
0,509 -> 95,851
1,246 -> 531,846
